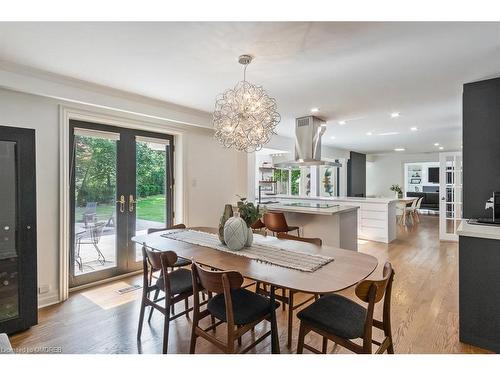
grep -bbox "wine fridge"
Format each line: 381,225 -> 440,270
0,126 -> 37,334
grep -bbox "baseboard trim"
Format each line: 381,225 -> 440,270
38,291 -> 60,309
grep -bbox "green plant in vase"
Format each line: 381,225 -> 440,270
236,196 -> 264,247
323,168 -> 333,196
390,184 -> 403,199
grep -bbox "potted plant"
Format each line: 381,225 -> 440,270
236,196 -> 263,247
390,184 -> 403,199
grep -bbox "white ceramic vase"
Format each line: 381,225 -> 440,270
223,215 -> 248,251
245,227 -> 254,247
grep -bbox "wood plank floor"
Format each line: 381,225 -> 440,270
10,215 -> 491,354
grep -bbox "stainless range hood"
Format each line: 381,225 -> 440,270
274,116 -> 342,168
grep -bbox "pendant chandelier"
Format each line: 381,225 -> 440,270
213,55 -> 281,152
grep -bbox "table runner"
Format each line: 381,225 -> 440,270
160,229 -> 333,272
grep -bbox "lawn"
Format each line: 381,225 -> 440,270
75,194 -> 166,223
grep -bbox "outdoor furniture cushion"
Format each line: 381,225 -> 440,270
207,288 -> 280,325
156,268 -> 193,295
297,294 -> 367,339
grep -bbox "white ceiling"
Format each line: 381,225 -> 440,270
1,22 -> 499,154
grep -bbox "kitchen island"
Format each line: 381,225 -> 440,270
259,195 -> 399,243
258,202 -> 359,250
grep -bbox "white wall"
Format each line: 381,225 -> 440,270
366,152 -> 440,197
0,87 -> 247,306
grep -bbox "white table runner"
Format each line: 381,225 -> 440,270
161,229 -> 333,272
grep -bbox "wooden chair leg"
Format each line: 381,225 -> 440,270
287,291 -> 294,348
184,297 -> 189,318
296,322 -> 306,354
189,326 -> 198,354
208,291 -> 216,331
387,338 -> 395,354
137,298 -> 146,340
237,325 -> 243,346
163,300 -> 171,354
147,289 -> 160,323
322,337 -> 328,353
296,228 -> 300,237
282,288 -> 286,311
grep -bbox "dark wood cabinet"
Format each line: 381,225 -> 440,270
0,125 -> 37,334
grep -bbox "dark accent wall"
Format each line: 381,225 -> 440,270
463,77 -> 500,218
347,151 -> 366,197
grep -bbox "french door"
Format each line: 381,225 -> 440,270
439,151 -> 463,241
69,120 -> 174,287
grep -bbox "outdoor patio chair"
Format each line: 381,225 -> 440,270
82,202 -> 97,227
75,221 -> 106,271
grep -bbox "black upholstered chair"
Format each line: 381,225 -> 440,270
189,262 -> 280,354
147,224 -> 191,269
297,262 -> 395,354
137,245 -> 194,354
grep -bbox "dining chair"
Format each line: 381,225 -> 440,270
189,262 -> 280,354
250,218 -> 266,234
263,212 -> 300,236
146,224 -> 194,318
147,224 -> 192,269
257,232 -> 322,348
403,198 -> 418,225
137,245 -> 194,354
414,197 -> 424,222
296,262 -> 395,354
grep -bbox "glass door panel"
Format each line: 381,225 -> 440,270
0,141 -> 19,322
134,137 -> 169,262
71,130 -> 118,284
439,152 -> 463,241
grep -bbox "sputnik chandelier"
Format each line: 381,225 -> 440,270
213,55 -> 281,152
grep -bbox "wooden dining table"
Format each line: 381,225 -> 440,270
132,227 -> 378,354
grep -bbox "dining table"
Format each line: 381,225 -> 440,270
131,226 -> 378,354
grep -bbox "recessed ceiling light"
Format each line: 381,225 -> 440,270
311,107 -> 320,113
379,132 -> 399,136
439,146 -> 444,150
330,136 -> 336,140
390,112 -> 400,118
410,127 -> 418,131
394,148 -> 405,152
434,143 -> 440,146
366,132 -> 373,136
339,120 -> 346,125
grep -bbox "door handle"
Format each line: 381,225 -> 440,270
129,195 -> 136,212
117,195 -> 125,213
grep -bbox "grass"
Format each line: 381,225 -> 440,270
75,194 -> 166,223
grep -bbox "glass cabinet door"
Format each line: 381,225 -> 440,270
0,126 -> 37,335
0,141 -> 19,323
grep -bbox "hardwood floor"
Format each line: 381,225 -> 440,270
10,215 -> 491,353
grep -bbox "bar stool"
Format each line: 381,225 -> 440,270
263,212 -> 300,237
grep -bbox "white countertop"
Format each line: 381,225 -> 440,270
259,202 -> 358,216
262,195 -> 398,204
457,220 -> 500,240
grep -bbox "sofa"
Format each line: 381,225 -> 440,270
406,192 -> 439,211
